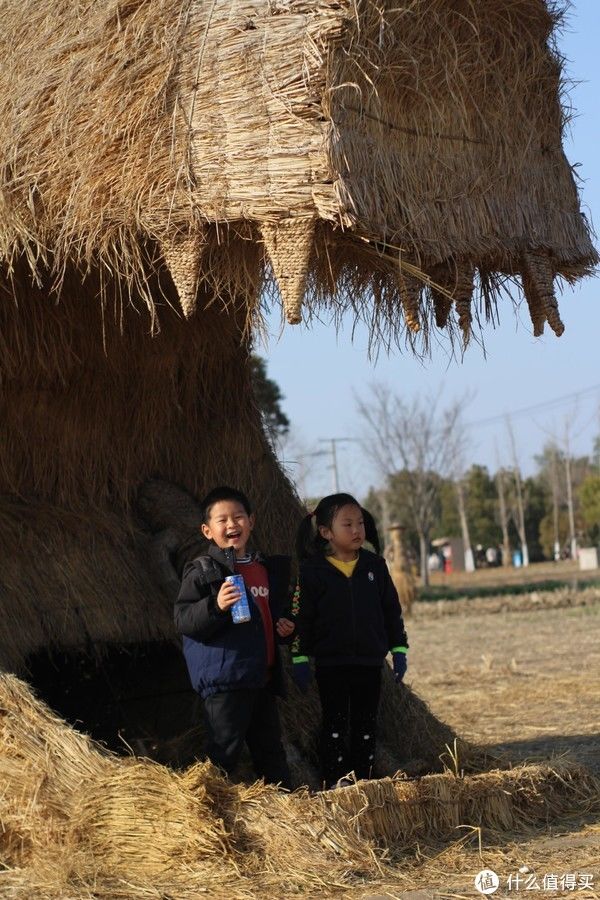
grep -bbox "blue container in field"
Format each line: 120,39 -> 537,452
225,574 -> 251,623
512,550 -> 522,568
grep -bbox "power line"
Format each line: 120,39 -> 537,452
465,383 -> 600,430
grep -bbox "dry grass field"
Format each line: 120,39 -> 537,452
380,589 -> 600,900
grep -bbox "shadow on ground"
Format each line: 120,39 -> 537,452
489,732 -> 600,774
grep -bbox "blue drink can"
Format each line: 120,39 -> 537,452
225,574 -> 251,624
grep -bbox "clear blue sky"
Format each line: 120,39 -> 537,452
262,1 -> 600,500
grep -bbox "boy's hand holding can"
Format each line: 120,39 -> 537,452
223,574 -> 252,623
216,579 -> 243,611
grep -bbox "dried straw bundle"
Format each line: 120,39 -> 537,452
0,0 -> 595,344
2,674 -> 598,899
0,674 -> 242,896
322,763 -> 600,848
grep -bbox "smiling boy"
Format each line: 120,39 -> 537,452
174,486 -> 294,788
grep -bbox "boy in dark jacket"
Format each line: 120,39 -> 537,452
174,486 -> 294,788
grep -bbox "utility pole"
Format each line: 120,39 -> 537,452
319,437 -> 357,493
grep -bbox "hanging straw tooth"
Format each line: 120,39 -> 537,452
454,264 -> 475,345
397,272 -> 421,333
430,263 -> 475,342
429,263 -> 453,329
523,250 -> 564,337
432,289 -> 453,329
160,230 -> 207,318
521,267 -> 546,336
261,218 -> 315,325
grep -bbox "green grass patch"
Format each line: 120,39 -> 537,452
419,578 -> 600,603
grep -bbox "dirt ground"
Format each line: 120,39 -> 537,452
372,593 -> 600,900
408,594 -> 600,774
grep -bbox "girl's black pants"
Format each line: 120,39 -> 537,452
315,664 -> 382,788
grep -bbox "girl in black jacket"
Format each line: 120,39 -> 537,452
291,493 -> 408,789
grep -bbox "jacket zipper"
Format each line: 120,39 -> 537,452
349,570 -> 357,655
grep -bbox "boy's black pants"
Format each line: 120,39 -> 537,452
316,665 -> 382,788
203,685 -> 291,789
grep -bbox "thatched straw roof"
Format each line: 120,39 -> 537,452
0,0 -> 596,345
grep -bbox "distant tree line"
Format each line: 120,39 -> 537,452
250,359 -> 600,583
364,438 -> 600,580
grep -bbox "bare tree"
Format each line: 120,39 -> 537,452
494,441 -> 512,566
495,466 -> 512,566
506,417 -> 530,567
536,407 -> 586,561
548,443 -> 562,560
356,385 -> 467,585
563,418 -> 578,561
447,415 -> 476,573
455,477 -> 475,572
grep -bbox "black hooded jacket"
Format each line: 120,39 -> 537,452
174,544 -> 291,698
294,548 -> 408,666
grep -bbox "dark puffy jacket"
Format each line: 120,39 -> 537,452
295,548 -> 408,666
174,544 -> 291,698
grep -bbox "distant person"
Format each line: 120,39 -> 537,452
174,486 -> 295,788
428,551 -> 442,572
291,493 -> 408,789
485,546 -> 499,567
442,544 -> 452,573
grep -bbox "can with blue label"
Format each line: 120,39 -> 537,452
225,574 -> 251,624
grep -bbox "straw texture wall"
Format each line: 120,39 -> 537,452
0,0 -> 595,343
0,261 -> 301,670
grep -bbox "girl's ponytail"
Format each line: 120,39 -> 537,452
295,512 -> 318,560
297,493 -> 381,560
361,507 -> 381,555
